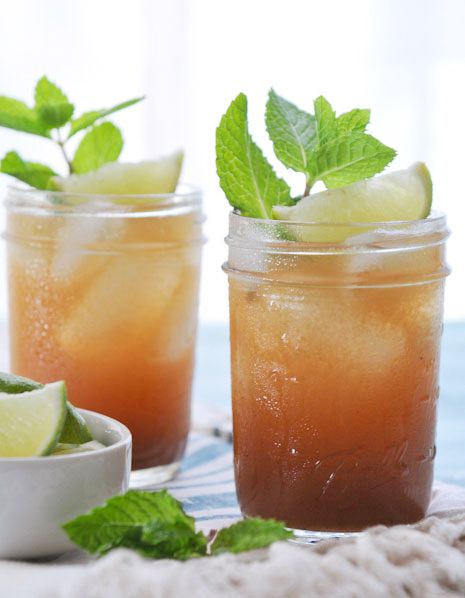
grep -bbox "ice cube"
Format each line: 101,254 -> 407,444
51,216 -> 124,281
59,253 -> 184,356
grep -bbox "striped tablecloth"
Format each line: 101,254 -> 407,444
153,434 -> 240,533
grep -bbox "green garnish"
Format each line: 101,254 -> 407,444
216,90 -> 396,217
215,93 -> 294,219
0,76 -> 144,189
0,372 -> 93,447
63,490 -> 293,559
210,517 -> 293,555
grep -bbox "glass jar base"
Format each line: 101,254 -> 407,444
130,461 -> 181,489
289,527 -> 361,545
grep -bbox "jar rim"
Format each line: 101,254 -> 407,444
226,209 -> 449,253
229,209 -> 446,230
225,210 -> 450,287
4,183 -> 202,216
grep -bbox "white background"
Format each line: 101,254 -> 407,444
1,0 -> 465,323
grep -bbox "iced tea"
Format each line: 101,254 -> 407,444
5,187 -> 203,475
226,214 -> 449,532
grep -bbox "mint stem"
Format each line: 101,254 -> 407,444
55,129 -> 73,174
304,175 -> 313,197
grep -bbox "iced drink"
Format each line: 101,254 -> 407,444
216,90 -> 450,535
5,187 -> 203,476
226,214 -> 449,531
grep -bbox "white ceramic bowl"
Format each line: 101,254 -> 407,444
0,409 -> 131,559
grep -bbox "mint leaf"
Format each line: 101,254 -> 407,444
72,121 -> 123,174
34,76 -> 74,128
305,97 -> 395,190
0,371 -> 43,394
68,96 -> 144,138
216,93 -> 293,218
140,520 -> 207,560
310,131 -> 396,188
63,490 -> 292,560
337,108 -> 370,134
0,151 -> 57,189
63,490 -> 207,559
0,96 -> 50,137
211,518 -> 293,555
265,89 -> 316,174
314,96 -> 337,145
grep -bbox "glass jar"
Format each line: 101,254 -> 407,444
4,185 -> 204,484
224,212 -> 449,539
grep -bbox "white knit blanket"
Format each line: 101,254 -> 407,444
0,482 -> 464,598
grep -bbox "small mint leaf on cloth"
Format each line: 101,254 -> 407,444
63,490 -> 208,559
140,521 -> 208,560
337,108 -> 370,134
34,76 -> 74,128
72,121 -> 123,174
0,151 -> 57,190
310,131 -> 396,188
211,518 -> 293,555
216,93 -> 294,218
0,96 -> 50,137
68,97 -> 144,138
265,89 -> 316,174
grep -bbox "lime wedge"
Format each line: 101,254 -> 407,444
273,162 -> 432,242
0,371 -> 42,394
60,403 -> 93,444
0,381 -> 67,457
0,372 -> 93,445
53,150 -> 183,195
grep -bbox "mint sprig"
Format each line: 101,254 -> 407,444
68,97 -> 144,138
216,93 -> 294,219
265,89 -> 316,176
336,108 -> 371,134
217,91 -> 396,211
63,490 -> 292,559
0,96 -> 50,138
34,76 -> 75,129
72,122 -> 123,174
0,151 -> 57,190
0,76 -> 144,189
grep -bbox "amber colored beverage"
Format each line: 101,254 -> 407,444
225,213 -> 449,533
4,187 -> 203,478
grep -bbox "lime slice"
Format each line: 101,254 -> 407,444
60,403 -> 93,444
273,162 -> 432,242
0,381 -> 67,457
53,150 -> 184,195
0,371 -> 41,394
0,372 -> 93,445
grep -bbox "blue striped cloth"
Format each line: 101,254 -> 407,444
153,434 -> 241,533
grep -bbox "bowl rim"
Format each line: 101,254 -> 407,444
0,408 -> 132,464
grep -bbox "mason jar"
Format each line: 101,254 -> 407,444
4,185 -> 204,485
224,212 -> 450,539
